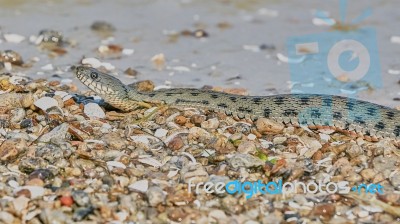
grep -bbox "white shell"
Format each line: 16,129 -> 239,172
83,103 -> 106,119
34,97 -> 59,111
4,33 -> 26,43
128,180 -> 149,193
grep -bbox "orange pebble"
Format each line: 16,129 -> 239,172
60,195 -> 74,207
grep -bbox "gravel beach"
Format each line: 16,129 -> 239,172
0,0 -> 399,223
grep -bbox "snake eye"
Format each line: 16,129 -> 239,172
90,72 -> 98,79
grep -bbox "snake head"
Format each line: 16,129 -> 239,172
73,65 -> 128,96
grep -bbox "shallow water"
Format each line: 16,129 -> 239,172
0,0 -> 399,106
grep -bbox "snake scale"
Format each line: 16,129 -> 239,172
74,66 -> 400,141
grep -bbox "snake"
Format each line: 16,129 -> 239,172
74,65 -> 400,141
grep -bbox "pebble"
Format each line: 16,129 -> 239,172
201,118 -> 220,129
73,207 -> 94,221
146,186 -> 165,206
256,118 -> 284,134
0,50 -> 24,65
151,53 -> 166,71
41,64 -> 54,71
91,21 -> 116,32
14,186 -> 45,199
72,190 -> 90,207
83,103 -> 106,119
154,128 -> 168,138
188,126 -> 212,142
106,161 -> 127,170
3,33 -> 25,43
0,138 -> 26,162
103,132 -> 126,150
60,195 -> 74,207
38,123 -> 69,145
38,29 -> 63,46
168,136 -> 184,150
247,133 -> 257,140
0,211 -> 15,223
273,136 -> 287,145
228,154 -> 264,168
128,180 -> 149,193
237,141 -> 257,154
34,97 -> 59,111
12,196 -> 29,214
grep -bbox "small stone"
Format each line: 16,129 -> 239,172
0,50 -> 24,65
301,136 -> 322,158
14,186 -> 45,199
208,210 -> 228,223
34,97 -> 59,111
29,169 -> 54,181
247,133 -> 257,140
25,178 -> 44,187
132,80 -> 155,92
71,168 -> 82,177
182,164 -> 209,184
122,48 -> 134,55
102,175 -> 115,186
154,129 -> 168,138
60,195 -> 74,207
12,196 -> 29,214
373,156 -> 397,173
151,53 -> 165,71
15,189 -> 31,198
114,176 -> 129,187
0,138 -> 26,162
237,141 -> 257,154
188,127 -> 212,142
167,207 -> 187,222
81,57 -> 102,68
20,119 -> 33,128
128,180 -> 149,193
389,172 -> 400,187
346,143 -> 362,158
41,64 -> 54,71
4,33 -> 25,43
73,207 -> 94,221
91,21 -> 116,32
146,186 -> 165,206
0,211 -> 15,223
256,118 -> 284,134
106,161 -> 127,170
37,29 -> 63,46
311,203 -> 335,219
201,118 -> 219,129
193,29 -> 209,38
190,114 -> 206,125
84,103 -> 106,119
168,136 -> 184,150
72,190 -> 90,207
103,132 -> 126,150
174,115 -> 187,125
229,154 -> 264,168
38,123 -> 69,145
360,169 -> 377,181
346,172 -> 362,183
273,136 -> 287,145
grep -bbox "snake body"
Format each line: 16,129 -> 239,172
74,66 -> 400,140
